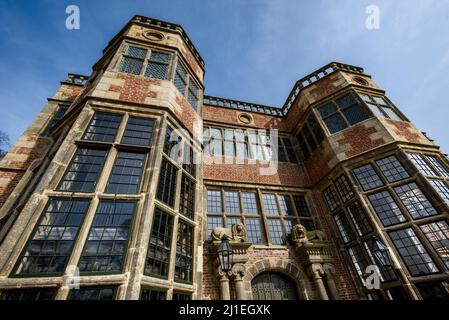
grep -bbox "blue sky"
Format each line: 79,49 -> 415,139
0,0 -> 448,151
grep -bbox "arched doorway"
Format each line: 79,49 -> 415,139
251,272 -> 298,300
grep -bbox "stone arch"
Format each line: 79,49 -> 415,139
243,259 -> 313,300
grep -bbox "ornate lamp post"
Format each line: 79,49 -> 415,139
218,235 -> 233,272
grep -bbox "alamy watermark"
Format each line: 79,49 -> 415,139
65,5 -> 80,30
365,5 -> 380,30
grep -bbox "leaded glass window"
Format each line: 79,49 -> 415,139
389,228 -> 439,276
430,180 -> 449,204
188,78 -> 199,110
121,117 -> 155,146
242,192 -> 258,214
426,155 -> 449,178
347,201 -> 372,236
375,155 -> 409,182
334,212 -> 356,243
352,163 -> 384,191
145,51 -> 170,80
225,191 -> 240,213
323,186 -> 340,212
156,158 -> 177,207
106,152 -> 146,194
368,191 -> 406,226
78,201 -> 136,273
15,199 -> 89,275
334,175 -> 354,202
164,126 -> 182,160
267,219 -> 284,245
42,105 -> 68,137
58,148 -> 108,192
173,292 -> 192,300
183,142 -> 196,177
83,112 -> 123,142
278,195 -> 294,216
69,287 -> 115,300
119,46 -> 147,75
364,239 -> 397,282
145,208 -> 174,277
407,153 -> 437,177
347,245 -> 370,283
207,190 -> 222,213
358,93 -> 402,121
179,174 -> 195,219
394,183 -> 437,219
420,221 -> 449,268
175,221 -> 193,283
262,194 -> 278,215
174,61 -> 188,95
245,218 -> 264,244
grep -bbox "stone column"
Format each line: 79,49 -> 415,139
232,263 -> 246,300
219,270 -> 231,300
311,264 -> 329,300
323,263 -> 339,300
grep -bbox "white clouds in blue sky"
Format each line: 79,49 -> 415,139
0,0 -> 448,151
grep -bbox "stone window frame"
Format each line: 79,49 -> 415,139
115,42 -> 174,80
205,187 -> 317,247
202,124 -> 299,163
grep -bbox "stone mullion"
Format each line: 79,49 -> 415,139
124,114 -> 168,299
257,188 -> 271,245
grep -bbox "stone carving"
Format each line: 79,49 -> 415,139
211,223 -> 247,242
292,224 -> 326,245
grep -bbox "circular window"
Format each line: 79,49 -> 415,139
352,76 -> 369,86
143,31 -> 165,41
238,113 -> 252,124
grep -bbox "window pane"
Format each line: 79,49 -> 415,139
0,289 -> 56,301
127,46 -> 147,58
382,107 -> 402,121
245,218 -> 264,244
267,219 -> 284,245
293,195 -> 310,217
145,62 -> 168,80
282,138 -> 298,163
368,191 -> 406,226
318,103 -> 337,118
156,158 -> 178,207
323,113 -> 348,134
389,228 -> 439,276
426,155 -> 449,178
364,239 -> 397,282
278,195 -> 295,216
347,201 -> 372,236
174,63 -> 187,94
15,199 -> 89,275
175,221 -> 193,283
407,153 -> 436,176
183,143 -> 196,177
145,208 -> 174,277
106,152 -> 145,195
207,190 -> 222,213
78,201 -> 136,273
348,245 -> 370,284
334,212 -> 355,243
121,117 -> 155,146
262,194 -> 279,215
58,148 -> 108,192
323,186 -> 340,212
341,104 -> 370,125
394,183 -> 437,219
420,221 -> 449,268
164,126 -> 182,159
225,191 -> 240,213
179,175 -> 195,219
120,56 -> 143,75
334,175 -> 354,202
226,216 -> 242,228
140,288 -> 167,300
352,163 -> 384,191
367,103 -> 384,118
430,179 -> 449,204
69,287 -> 115,300
335,94 -> 357,108
242,192 -> 258,214
375,155 -> 409,182
83,113 -> 123,143
42,106 -> 68,137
